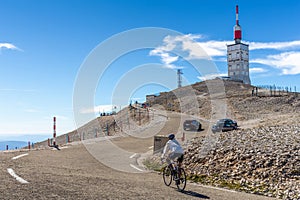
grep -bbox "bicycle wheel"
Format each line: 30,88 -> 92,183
176,168 -> 186,191
163,166 -> 172,186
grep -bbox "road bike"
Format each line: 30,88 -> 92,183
162,160 -> 187,191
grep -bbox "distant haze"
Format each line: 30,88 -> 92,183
0,134 -> 50,143
0,141 -> 27,151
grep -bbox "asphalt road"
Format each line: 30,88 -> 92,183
0,141 -> 275,199
0,111 -> 276,199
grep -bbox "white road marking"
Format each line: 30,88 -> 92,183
12,153 -> 29,160
130,164 -> 144,172
148,146 -> 153,149
129,153 -> 137,158
7,168 -> 29,184
191,182 -> 237,193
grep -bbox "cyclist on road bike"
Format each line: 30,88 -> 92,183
161,133 -> 184,169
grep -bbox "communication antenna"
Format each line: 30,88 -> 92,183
177,69 -> 183,88
234,5 -> 242,44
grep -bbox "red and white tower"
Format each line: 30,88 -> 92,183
227,5 -> 251,84
234,5 -> 242,44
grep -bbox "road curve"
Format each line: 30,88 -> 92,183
0,111 -> 276,199
0,144 -> 275,200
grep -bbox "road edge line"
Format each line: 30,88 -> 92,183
129,164 -> 144,172
7,168 -> 29,184
12,153 -> 29,160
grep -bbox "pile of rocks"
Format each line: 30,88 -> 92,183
183,125 -> 300,199
228,95 -> 300,121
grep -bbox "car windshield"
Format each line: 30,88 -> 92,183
191,120 -> 198,125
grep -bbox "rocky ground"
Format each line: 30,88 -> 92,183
143,79 -> 300,200
184,124 -> 300,199
146,123 -> 300,200
228,95 -> 300,121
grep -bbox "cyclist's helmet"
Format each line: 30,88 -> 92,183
168,133 -> 175,140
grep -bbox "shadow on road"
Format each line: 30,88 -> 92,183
181,190 -> 210,199
170,186 -> 210,199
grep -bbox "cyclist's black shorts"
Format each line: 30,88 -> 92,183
177,154 -> 184,163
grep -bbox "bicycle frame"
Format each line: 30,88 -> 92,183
162,160 -> 186,191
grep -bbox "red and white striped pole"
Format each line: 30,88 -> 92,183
234,5 -> 242,43
53,117 -> 56,146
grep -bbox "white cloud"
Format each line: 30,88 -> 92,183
182,41 -> 208,59
249,40 -> 300,50
196,40 -> 229,57
195,40 -> 300,58
249,67 -> 267,73
252,51 -> 300,75
163,64 -> 178,69
161,53 -> 178,64
150,34 -> 210,68
151,34 -> 300,75
197,73 -> 228,81
80,105 -> 123,114
196,40 -> 300,57
150,34 -> 230,65
150,49 -> 179,69
0,43 -> 21,51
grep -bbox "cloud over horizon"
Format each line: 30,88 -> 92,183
80,104 -> 123,115
149,34 -> 210,69
197,73 -> 227,81
249,67 -> 267,73
150,34 -> 300,76
252,51 -> 300,75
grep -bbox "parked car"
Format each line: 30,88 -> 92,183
183,120 -> 202,131
211,119 -> 238,133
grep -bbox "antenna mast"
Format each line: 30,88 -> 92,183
177,69 -> 183,88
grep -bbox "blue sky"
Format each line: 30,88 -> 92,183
1,0 -> 300,137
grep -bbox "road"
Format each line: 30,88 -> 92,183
0,111 -> 276,199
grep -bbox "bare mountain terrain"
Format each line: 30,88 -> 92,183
143,80 -> 300,199
36,79 -> 300,148
1,79 -> 299,199
148,79 -> 300,124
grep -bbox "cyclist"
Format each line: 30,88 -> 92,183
161,133 -> 184,169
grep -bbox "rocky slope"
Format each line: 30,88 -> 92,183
144,80 -> 300,200
147,79 -> 300,124
184,124 -> 300,199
